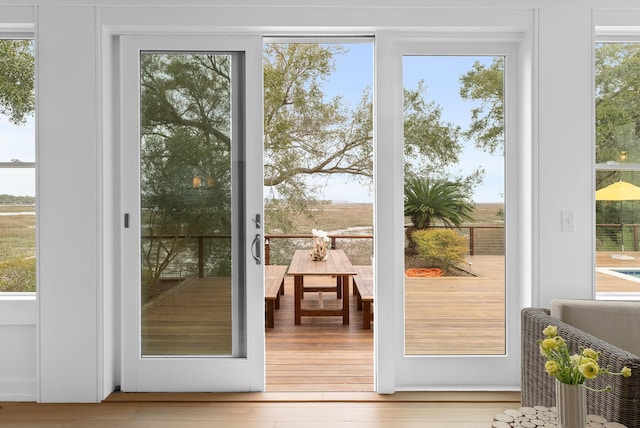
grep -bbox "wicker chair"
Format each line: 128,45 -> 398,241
521,308 -> 640,428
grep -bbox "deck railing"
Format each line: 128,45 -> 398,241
142,225 -> 509,279
141,222 -> 638,278
596,223 -> 640,252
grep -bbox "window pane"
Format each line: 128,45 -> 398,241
595,43 -> 640,298
403,55 -> 505,355
0,39 -> 35,293
139,52 -> 236,356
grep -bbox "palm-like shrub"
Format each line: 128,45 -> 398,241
404,177 -> 474,254
404,177 -> 474,229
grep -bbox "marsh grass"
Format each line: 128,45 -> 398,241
0,202 -> 503,292
0,214 -> 36,259
0,206 -> 36,292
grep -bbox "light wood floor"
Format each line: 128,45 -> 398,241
0,392 -> 521,427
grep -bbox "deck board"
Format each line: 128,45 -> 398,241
138,253 -> 638,392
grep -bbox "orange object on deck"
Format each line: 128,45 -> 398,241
405,268 -> 443,277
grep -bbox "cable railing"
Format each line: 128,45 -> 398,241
596,223 -> 640,252
141,225 -> 509,280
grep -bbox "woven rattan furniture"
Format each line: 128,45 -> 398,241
521,307 -> 640,428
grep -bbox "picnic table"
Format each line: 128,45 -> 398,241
287,249 -> 356,325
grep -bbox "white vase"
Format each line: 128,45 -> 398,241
555,379 -> 587,428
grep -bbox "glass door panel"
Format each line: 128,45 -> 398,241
403,55 -> 506,357
121,34 -> 263,392
139,51 -> 236,357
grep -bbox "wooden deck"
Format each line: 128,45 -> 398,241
596,251 -> 640,293
139,253 -> 638,393
140,256 -> 506,392
405,255 -> 505,355
266,276 -> 374,392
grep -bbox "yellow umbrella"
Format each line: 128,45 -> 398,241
596,180 -> 640,201
596,180 -> 640,258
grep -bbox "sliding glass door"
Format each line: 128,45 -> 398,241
376,38 -> 523,390
120,34 -> 264,392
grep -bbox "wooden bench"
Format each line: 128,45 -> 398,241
265,265 -> 288,328
352,265 -> 374,329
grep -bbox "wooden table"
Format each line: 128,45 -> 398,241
288,249 -> 356,325
492,406 -> 627,428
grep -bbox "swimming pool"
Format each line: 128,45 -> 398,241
597,267 -> 640,283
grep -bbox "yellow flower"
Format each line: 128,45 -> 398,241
570,354 -> 582,365
582,348 -> 599,361
553,336 -> 566,347
545,360 -> 559,375
541,338 -> 559,351
579,361 -> 600,379
538,327 -> 633,390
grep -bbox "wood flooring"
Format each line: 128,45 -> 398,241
0,392 -> 522,427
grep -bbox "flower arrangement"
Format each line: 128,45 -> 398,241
538,325 -> 632,391
310,229 -> 330,261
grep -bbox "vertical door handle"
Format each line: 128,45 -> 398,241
251,234 -> 261,265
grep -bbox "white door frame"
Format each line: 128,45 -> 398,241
119,33 -> 264,392
375,32 -> 530,391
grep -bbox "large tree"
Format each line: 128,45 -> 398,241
459,56 -> 504,155
594,43 -> 640,231
263,43 -> 373,228
139,52 -> 234,288
136,44 -> 481,283
595,44 -> 640,183
264,43 -> 473,230
403,80 -> 481,194
0,40 -> 34,125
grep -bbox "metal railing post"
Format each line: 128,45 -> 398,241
198,236 -> 205,278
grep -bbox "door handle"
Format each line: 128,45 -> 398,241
251,233 -> 261,265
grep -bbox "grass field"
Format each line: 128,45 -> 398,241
279,201 -> 504,232
0,205 -> 36,260
0,205 -> 36,291
0,202 -> 504,291
0,201 -> 504,261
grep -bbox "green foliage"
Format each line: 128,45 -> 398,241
0,256 -> 36,292
459,57 -> 505,155
403,81 -> 468,182
140,53 -> 233,286
263,43 -> 374,231
411,228 -> 468,272
0,194 -> 35,205
404,177 -> 474,229
0,40 -> 35,125
595,44 -> 640,189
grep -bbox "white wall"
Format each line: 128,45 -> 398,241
535,8 -> 595,305
37,5 -> 100,402
0,296 -> 36,401
0,0 -> 637,402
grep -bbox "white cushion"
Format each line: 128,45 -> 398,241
550,299 -> 640,356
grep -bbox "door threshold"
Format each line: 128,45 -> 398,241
105,391 -> 521,403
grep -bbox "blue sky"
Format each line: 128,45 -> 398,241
0,115 -> 35,196
311,42 -> 504,203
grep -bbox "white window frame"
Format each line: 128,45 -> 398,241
593,22 -> 640,301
